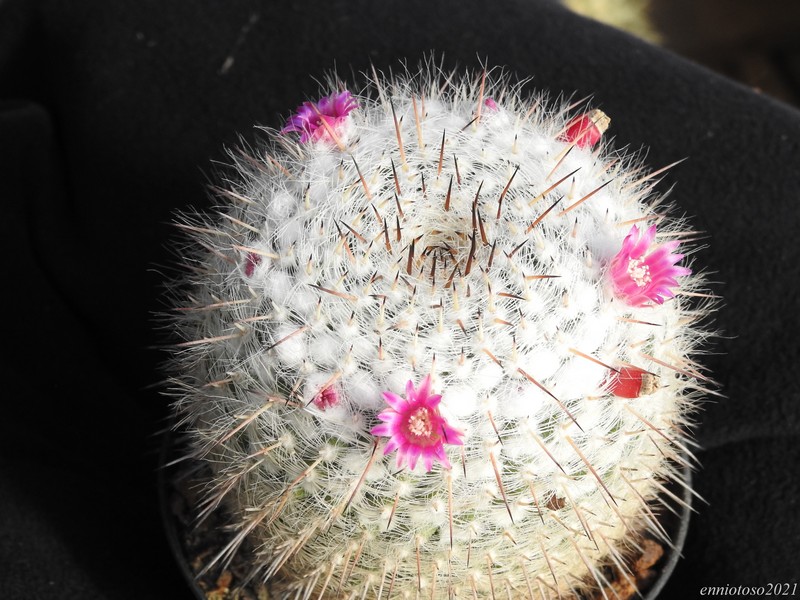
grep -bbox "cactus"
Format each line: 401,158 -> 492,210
163,61 -> 715,599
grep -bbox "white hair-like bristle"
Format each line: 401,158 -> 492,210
163,59 -> 716,599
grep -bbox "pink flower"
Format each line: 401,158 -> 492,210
560,109 -> 610,148
483,97 -> 498,112
610,224 -> 691,306
371,376 -> 464,472
280,91 -> 358,144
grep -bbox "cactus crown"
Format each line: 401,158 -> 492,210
163,61 -> 715,599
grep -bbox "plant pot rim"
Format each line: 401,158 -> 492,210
159,430 -> 693,600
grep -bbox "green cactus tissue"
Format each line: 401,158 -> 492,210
163,63 -> 716,599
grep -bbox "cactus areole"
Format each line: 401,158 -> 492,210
163,62 -> 715,599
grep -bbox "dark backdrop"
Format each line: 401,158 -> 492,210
1,0 -> 798,598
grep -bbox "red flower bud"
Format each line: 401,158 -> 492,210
561,109 -> 610,148
606,366 -> 657,398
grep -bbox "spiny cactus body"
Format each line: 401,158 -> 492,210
165,62 -> 714,599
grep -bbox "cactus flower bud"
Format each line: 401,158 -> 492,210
607,366 -> 658,398
562,108 -> 611,147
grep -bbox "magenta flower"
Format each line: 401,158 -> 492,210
610,224 -> 691,306
371,376 -> 464,472
280,91 -> 358,144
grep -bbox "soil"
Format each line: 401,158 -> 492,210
163,456 -> 679,600
164,463 -> 271,600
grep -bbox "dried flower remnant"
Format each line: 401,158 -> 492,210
610,224 -> 691,306
243,252 -> 261,277
280,90 -> 359,144
312,386 -> 339,410
371,376 -> 463,471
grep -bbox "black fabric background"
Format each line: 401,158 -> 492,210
1,0 -> 798,598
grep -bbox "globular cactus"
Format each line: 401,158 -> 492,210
164,61 -> 715,599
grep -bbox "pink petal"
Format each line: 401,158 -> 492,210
382,391 -> 406,411
371,422 -> 392,437
630,225 -> 656,257
425,393 -> 443,409
415,375 -> 432,403
433,445 -> 452,470
407,445 -> 422,470
383,437 -> 399,455
441,423 -> 465,446
405,378 -> 417,401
